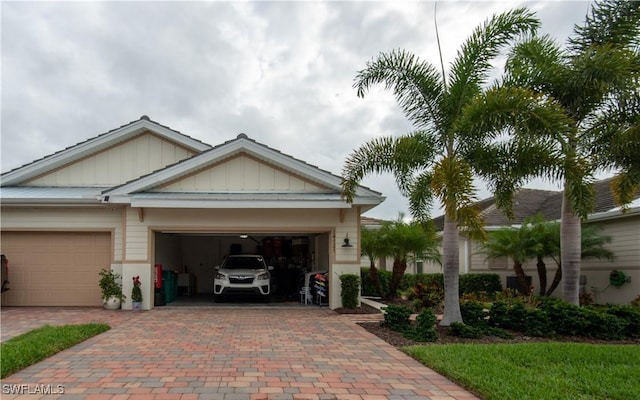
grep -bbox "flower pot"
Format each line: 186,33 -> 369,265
103,296 -> 122,310
132,301 -> 142,311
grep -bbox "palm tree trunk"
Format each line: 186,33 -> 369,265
368,262 -> 385,299
440,217 -> 463,326
561,189 -> 582,305
536,256 -> 547,295
546,263 -> 562,296
389,259 -> 406,299
513,261 -> 531,295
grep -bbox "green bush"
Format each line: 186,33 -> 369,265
523,307 -> 554,337
339,274 -> 360,309
404,309 -> 438,342
460,274 -> 502,297
360,268 -> 392,297
449,322 -> 484,338
538,297 -> 589,336
410,281 -> 444,311
603,305 -> 640,338
581,308 -> 628,340
380,304 -> 412,332
461,301 -> 488,327
489,300 -> 529,331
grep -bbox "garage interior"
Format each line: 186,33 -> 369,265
154,231 -> 331,305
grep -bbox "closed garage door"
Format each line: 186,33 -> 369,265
1,232 -> 111,306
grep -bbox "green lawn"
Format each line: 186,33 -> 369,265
1,323 -> 110,378
404,342 -> 640,400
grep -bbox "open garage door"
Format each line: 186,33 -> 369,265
153,231 -> 330,304
0,231 -> 111,306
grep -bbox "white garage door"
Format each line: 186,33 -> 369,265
0,231 -> 111,306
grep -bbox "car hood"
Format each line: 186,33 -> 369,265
218,268 -> 267,275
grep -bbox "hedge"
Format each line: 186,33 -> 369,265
360,268 -> 502,298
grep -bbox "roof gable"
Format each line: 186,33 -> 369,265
1,116 -> 211,187
101,133 -> 383,209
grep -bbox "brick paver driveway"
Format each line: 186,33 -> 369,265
1,306 -> 478,399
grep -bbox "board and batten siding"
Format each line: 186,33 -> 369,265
26,132 -> 196,187
583,217 -> 640,269
159,155 -> 328,192
0,207 -> 123,261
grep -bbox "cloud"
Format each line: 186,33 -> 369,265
1,1 -> 591,220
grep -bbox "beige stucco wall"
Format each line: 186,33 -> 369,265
26,132 -> 196,187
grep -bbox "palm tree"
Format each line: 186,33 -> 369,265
341,8 -> 567,325
360,226 -> 386,298
500,0 -> 640,304
481,224 -> 541,295
377,216 -> 440,299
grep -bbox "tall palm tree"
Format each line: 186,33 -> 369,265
501,0 -> 640,304
341,8 -> 568,325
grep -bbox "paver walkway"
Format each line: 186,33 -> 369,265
0,306 -> 479,400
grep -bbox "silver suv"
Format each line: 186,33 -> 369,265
214,255 -> 273,300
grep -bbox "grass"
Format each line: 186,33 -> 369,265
404,343 -> 640,400
1,323 -> 110,378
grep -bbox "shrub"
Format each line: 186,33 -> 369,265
380,304 -> 412,332
339,274 -> 360,309
461,301 -> 488,327
404,309 -> 438,342
410,281 -> 444,311
523,308 -> 554,337
360,268 -> 391,297
538,298 -> 589,336
448,322 -> 484,339
460,274 -> 502,297
489,300 -> 528,331
603,305 -> 640,338
581,308 -> 627,340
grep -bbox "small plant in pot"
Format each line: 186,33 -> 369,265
131,275 -> 142,311
98,268 -> 125,310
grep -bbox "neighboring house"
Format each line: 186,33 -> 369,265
430,179 -> 640,304
0,116 -> 384,309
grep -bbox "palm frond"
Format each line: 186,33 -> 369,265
354,49 -> 445,129
569,0 -> 640,53
447,7 -> 539,120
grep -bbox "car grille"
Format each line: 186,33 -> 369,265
229,275 -> 255,284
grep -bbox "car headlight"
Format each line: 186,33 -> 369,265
215,273 -> 226,280
257,272 -> 270,281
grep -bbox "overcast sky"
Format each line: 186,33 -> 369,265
1,0 -> 593,220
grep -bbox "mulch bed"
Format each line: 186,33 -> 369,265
334,301 -> 640,347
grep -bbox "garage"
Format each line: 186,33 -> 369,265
154,231 -> 331,304
1,117 -> 383,310
0,231 -> 111,306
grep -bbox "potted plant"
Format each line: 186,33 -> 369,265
98,268 -> 125,310
131,275 -> 142,311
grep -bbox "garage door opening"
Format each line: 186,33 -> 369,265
153,231 -> 330,306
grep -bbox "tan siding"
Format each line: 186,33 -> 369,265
27,132 -> 196,186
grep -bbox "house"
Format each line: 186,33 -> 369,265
430,179 -> 640,304
0,116 -> 384,309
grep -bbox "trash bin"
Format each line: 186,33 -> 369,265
162,270 -> 177,303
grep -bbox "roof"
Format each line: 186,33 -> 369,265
1,116 -> 211,186
1,117 -> 384,211
431,178 -> 640,230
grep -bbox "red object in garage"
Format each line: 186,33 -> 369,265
154,264 -> 163,289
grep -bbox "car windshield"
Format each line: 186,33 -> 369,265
222,256 -> 265,270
